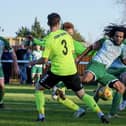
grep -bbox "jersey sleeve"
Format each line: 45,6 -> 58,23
42,37 -> 52,58
73,40 -> 86,58
33,38 -> 45,47
98,37 -> 107,45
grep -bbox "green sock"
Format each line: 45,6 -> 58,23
58,97 -> 80,111
109,91 -> 122,115
0,89 -> 4,104
82,93 -> 102,113
35,90 -> 45,115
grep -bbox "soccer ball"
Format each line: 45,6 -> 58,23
98,86 -> 113,101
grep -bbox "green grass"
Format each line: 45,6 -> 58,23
0,84 -> 126,126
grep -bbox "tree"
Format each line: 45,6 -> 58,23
31,17 -> 45,39
16,17 -> 46,39
16,26 -> 30,37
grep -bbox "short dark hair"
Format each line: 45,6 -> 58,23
47,13 -> 61,26
104,23 -> 126,38
62,22 -> 74,29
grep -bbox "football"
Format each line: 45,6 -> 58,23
98,86 -> 113,101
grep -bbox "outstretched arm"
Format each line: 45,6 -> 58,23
76,39 -> 104,64
26,35 -> 45,47
76,45 -> 92,64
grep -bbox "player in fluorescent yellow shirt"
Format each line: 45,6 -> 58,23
28,29 -> 86,118
29,13 -> 109,123
52,22 -> 96,117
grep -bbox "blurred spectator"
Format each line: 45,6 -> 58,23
2,48 -> 12,84
16,45 -> 27,84
24,47 -> 33,84
31,44 -> 43,86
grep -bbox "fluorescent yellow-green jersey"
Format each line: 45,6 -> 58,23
43,29 -> 77,76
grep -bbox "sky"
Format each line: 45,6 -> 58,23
0,0 -> 124,43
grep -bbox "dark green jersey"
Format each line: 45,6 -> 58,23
73,40 -> 86,58
33,37 -> 47,47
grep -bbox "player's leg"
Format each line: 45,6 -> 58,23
93,84 -> 103,102
52,82 -> 83,113
36,66 -> 42,83
93,83 -> 122,118
52,85 -> 85,118
31,66 -> 37,86
97,71 -> 125,118
106,68 -> 126,94
65,73 -> 109,123
35,89 -> 45,121
77,89 -> 109,123
108,91 -> 122,118
36,71 -> 60,122
34,67 -> 45,121
93,83 -> 121,118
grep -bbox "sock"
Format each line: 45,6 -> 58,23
58,97 -> 80,111
82,93 -> 104,116
36,76 -> 40,83
109,91 -> 122,115
35,90 -> 45,115
0,89 -> 4,104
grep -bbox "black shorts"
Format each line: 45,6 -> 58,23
39,71 -> 83,92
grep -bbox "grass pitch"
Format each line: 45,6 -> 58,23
0,84 -> 126,126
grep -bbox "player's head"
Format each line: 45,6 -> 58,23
47,13 -> 61,27
62,22 -> 74,35
104,24 -> 126,45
